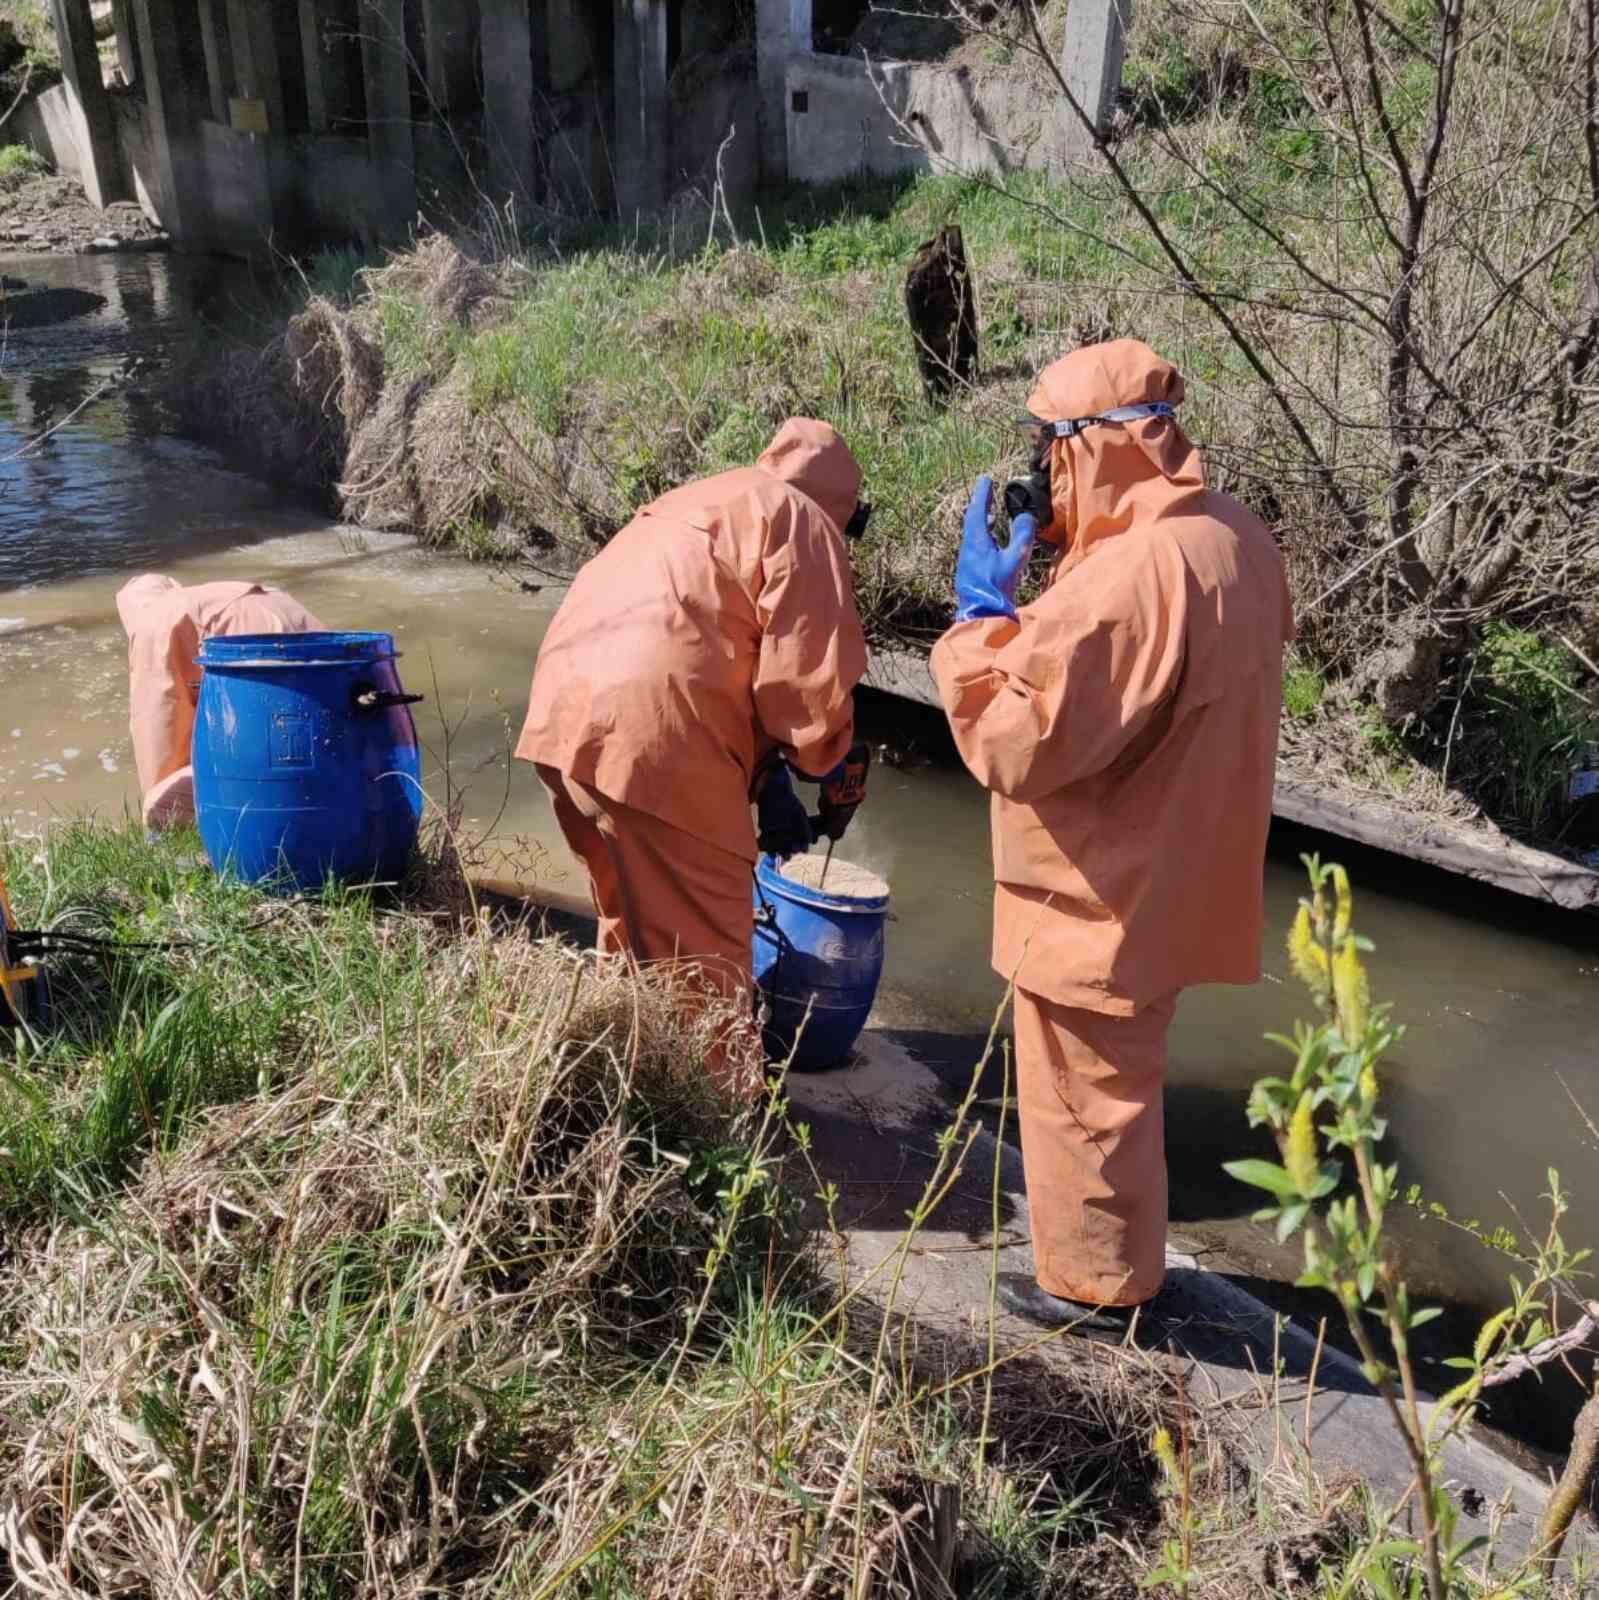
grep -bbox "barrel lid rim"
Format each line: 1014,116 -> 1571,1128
755,855 -> 890,913
196,630 -> 400,666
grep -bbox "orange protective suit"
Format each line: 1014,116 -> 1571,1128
515,419 -> 867,1032
930,340 -> 1293,1306
116,575 -> 324,831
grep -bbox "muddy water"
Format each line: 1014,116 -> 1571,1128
6,250 -> 1599,1418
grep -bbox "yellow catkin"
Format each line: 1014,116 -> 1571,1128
1287,904 -> 1330,999
1151,1427 -> 1177,1481
1284,1090 -> 1319,1194
1332,865 -> 1354,944
1332,937 -> 1370,1042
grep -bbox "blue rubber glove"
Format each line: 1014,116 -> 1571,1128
756,762 -> 815,859
954,476 -> 1038,623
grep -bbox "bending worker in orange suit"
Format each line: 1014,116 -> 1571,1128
515,419 -> 870,1076
930,339 -> 1294,1332
116,575 -> 324,832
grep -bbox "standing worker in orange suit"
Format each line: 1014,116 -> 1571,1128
516,419 -> 872,1085
930,341 -> 1294,1331
116,575 -> 324,833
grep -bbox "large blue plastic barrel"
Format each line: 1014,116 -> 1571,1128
192,631 -> 423,892
751,855 -> 889,1071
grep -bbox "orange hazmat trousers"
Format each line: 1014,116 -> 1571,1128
930,340 -> 1294,1305
516,419 -> 868,1065
116,575 -> 324,831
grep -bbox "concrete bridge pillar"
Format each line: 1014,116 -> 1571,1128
48,0 -> 128,207
129,0 -> 197,237
613,0 -> 669,214
195,0 -> 235,123
359,0 -> 417,231
1061,0 -> 1128,155
300,0 -> 359,133
224,0 -> 287,131
755,0 -> 809,185
422,0 -> 480,117
480,0 -> 538,207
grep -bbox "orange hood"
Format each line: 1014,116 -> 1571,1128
1026,340 -> 1205,554
115,573 -> 181,636
756,418 -> 863,538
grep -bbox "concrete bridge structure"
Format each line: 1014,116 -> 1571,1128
22,0 -> 1127,255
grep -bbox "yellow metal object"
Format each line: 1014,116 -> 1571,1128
0,875 -> 38,1025
229,97 -> 269,135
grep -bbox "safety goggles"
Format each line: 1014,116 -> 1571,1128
1015,402 -> 1176,450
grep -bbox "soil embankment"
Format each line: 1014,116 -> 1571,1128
0,171 -> 167,254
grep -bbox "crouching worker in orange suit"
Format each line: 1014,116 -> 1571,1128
116,575 -> 324,833
930,340 -> 1294,1333
515,419 -> 871,1092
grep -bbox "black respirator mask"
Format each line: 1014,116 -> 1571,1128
843,500 -> 873,540
1003,436 -> 1055,533
1004,402 -> 1178,543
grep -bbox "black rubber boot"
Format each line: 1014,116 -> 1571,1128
996,1272 -> 1140,1336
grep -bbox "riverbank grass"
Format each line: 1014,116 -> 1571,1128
0,820 -> 1240,1597
188,144 -> 1599,850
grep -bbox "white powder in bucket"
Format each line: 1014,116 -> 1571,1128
777,854 -> 889,899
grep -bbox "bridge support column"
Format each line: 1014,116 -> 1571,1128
300,0 -> 358,133
196,0 -> 234,123
49,0 -> 128,207
422,0 -> 479,117
224,0 -> 287,130
613,0 -> 669,214
755,0 -> 809,184
1060,0 -> 1128,157
481,0 -> 537,207
360,0 -> 417,231
129,0 -> 197,238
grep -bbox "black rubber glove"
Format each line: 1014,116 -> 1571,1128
756,762 -> 815,859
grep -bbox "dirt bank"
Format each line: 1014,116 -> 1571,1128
0,171 -> 167,254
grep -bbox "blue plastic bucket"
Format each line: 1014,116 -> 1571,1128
751,854 -> 889,1071
192,631 -> 423,892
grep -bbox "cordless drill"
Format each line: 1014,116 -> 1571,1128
811,743 -> 871,885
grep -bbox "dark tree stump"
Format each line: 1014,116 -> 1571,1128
905,224 -> 979,407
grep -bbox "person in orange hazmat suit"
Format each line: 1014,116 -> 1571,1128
116,575 -> 324,833
930,340 -> 1294,1333
515,419 -> 871,1084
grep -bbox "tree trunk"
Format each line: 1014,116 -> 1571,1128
905,225 -> 979,408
